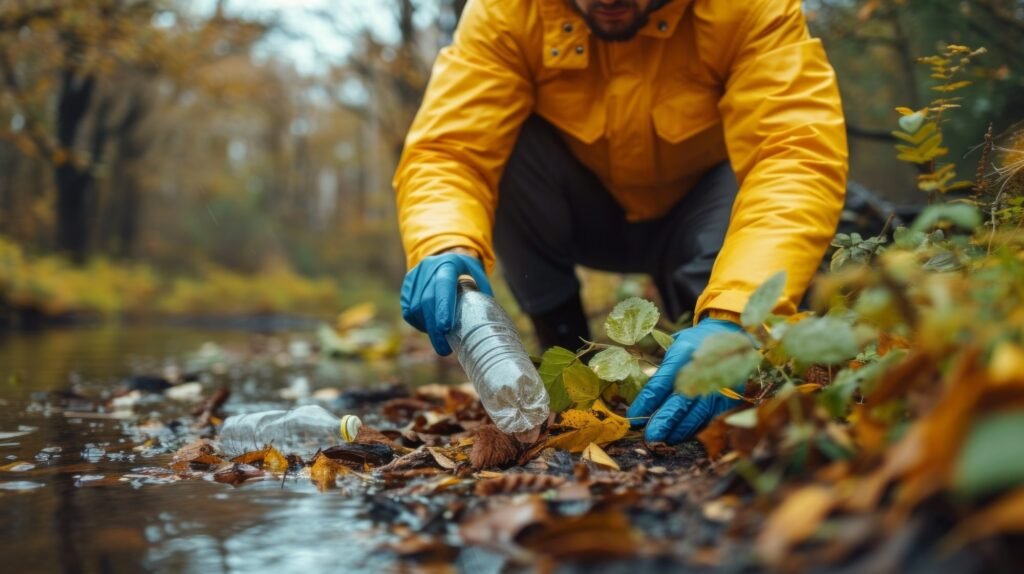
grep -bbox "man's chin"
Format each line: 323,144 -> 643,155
584,13 -> 650,42
590,23 -> 643,42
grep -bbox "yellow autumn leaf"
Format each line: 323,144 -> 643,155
310,453 -> 348,491
989,343 -> 1024,385
757,485 -> 837,566
894,106 -> 916,116
719,388 -> 745,401
263,446 -> 289,473
797,383 -> 823,394
336,301 -> 377,332
545,399 -> 629,453
582,442 -> 620,470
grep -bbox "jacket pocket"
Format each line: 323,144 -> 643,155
535,79 -> 606,144
651,88 -> 722,144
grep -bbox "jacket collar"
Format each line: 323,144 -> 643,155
638,0 -> 693,39
539,0 -> 695,69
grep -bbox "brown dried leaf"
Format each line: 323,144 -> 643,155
944,487 -> 1024,550
460,496 -> 549,546
173,439 -> 222,468
470,425 -> 520,470
757,485 -> 837,566
321,443 -> 395,468
213,463 -> 264,486
376,446 -> 440,474
426,447 -> 459,470
517,509 -> 641,560
474,473 -> 566,496
353,425 -> 402,449
380,398 -> 433,421
387,533 -> 458,562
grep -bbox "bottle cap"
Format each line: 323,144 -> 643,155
339,414 -> 362,442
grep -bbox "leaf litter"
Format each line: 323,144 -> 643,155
25,209 -> 1024,572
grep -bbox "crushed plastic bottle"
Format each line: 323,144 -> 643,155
447,278 -> 550,437
218,404 -> 361,457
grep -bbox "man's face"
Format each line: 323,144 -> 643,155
572,0 -> 655,42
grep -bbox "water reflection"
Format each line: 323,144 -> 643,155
0,324 -> 453,573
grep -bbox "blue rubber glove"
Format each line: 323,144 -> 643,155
400,253 -> 493,356
627,318 -> 746,444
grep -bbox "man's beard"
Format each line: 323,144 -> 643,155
576,2 -> 652,43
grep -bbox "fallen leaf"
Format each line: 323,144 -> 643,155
757,485 -> 837,565
321,443 -> 395,468
376,446 -> 442,475
517,509 -> 641,560
263,447 -> 289,473
337,301 -> 377,332
310,453 -> 349,491
545,400 -> 629,453
172,439 -> 223,469
460,497 -> 549,546
718,387 -> 744,401
581,442 -> 620,470
702,496 -> 741,523
470,425 -> 519,470
943,487 -> 1024,551
426,447 -> 459,470
474,473 -> 566,496
989,342 -> 1024,384
213,463 -> 264,486
387,533 -> 458,562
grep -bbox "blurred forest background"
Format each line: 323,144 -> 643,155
0,0 -> 1021,324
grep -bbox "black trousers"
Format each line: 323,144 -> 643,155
494,116 -> 738,349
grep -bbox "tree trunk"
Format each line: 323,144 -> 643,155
54,69 -> 96,263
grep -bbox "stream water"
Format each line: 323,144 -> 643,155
0,324 -> 449,573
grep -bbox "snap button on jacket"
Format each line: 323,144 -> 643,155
393,0 -> 848,319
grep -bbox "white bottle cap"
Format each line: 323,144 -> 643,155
339,414 -> 362,442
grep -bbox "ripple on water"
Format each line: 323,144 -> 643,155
0,480 -> 45,491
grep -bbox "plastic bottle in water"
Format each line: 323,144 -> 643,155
218,404 -> 362,457
447,278 -> 550,437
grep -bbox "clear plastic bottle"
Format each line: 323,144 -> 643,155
218,404 -> 361,457
447,278 -> 550,437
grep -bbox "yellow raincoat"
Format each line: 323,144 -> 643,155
393,0 -> 848,320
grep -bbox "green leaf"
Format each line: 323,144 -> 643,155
589,346 -> 636,382
782,316 -> 860,365
538,346 -> 576,412
910,204 -> 982,233
922,251 -> 961,272
818,351 -> 905,417
830,248 -> 850,273
954,412 -> 1024,499
563,363 -> 605,410
605,297 -> 660,346
741,271 -> 787,328
618,368 -> 648,404
676,332 -> 761,397
651,329 -> 674,352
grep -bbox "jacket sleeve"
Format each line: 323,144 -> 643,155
392,0 -> 534,273
696,0 -> 848,320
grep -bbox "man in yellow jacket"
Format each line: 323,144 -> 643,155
395,0 -> 848,444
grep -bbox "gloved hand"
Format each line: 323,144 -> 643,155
626,318 -> 746,444
400,252 -> 493,356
